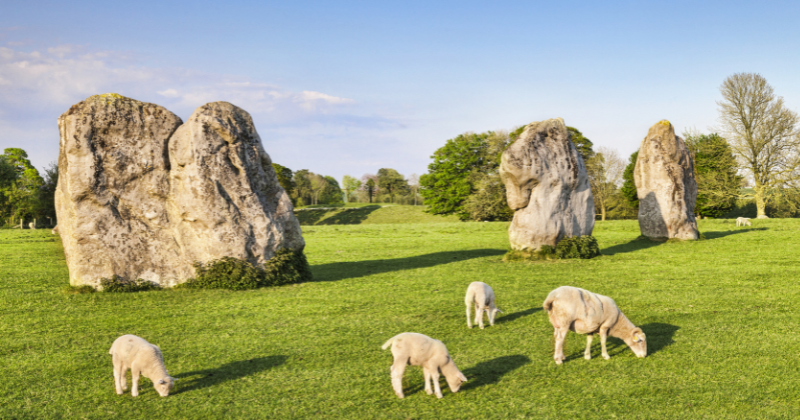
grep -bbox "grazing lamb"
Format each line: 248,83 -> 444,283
464,281 -> 503,329
736,217 -> 752,227
381,333 -> 467,399
109,335 -> 175,397
51,225 -> 58,235
543,286 -> 647,365
28,221 -> 36,230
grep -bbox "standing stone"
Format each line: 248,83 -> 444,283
55,94 -> 304,288
499,118 -> 595,251
634,120 -> 698,240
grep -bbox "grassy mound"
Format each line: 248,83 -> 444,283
294,204 -> 461,225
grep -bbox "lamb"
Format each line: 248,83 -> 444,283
381,333 -> 467,399
464,281 -> 503,329
51,225 -> 59,235
28,220 -> 36,230
736,217 -> 752,227
543,286 -> 647,365
109,335 -> 175,397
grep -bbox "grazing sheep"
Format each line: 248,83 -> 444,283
28,220 -> 36,230
51,225 -> 59,235
109,335 -> 175,397
736,217 -> 752,227
464,281 -> 503,329
543,286 -> 647,364
381,333 -> 467,399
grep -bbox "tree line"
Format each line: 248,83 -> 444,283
419,73 -> 800,221
273,164 -> 422,207
0,148 -> 58,227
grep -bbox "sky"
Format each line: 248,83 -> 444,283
2,0 -> 800,182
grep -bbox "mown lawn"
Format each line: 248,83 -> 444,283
1,219 -> 799,419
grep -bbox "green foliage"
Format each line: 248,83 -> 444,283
566,126 -> 595,162
292,169 -> 312,206
463,173 -> 513,221
0,148 -> 45,225
620,151 -> 639,207
181,249 -> 312,290
504,235 -> 600,261
377,168 -> 409,202
272,163 -> 296,206
365,177 -> 376,203
686,134 -> 742,218
99,275 -> 161,292
341,175 -> 361,203
420,132 -> 496,219
321,176 -> 344,205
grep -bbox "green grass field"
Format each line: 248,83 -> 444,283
295,203 -> 461,225
2,217 -> 799,419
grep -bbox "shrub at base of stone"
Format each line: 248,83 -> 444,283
100,276 -> 161,292
504,236 -> 600,261
180,249 -> 312,290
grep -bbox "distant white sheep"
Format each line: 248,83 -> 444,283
51,225 -> 59,235
381,333 -> 467,399
464,281 -> 502,329
543,286 -> 647,364
28,220 -> 36,230
109,335 -> 175,397
736,217 -> 752,227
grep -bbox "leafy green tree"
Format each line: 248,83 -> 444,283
377,168 -> 409,203
365,178 -> 376,203
292,170 -> 312,206
567,126 -> 595,162
686,133 -> 742,218
320,176 -> 344,205
342,175 -> 361,203
620,151 -> 639,208
1,148 -> 44,225
271,163 -> 296,205
35,162 -> 58,225
419,132 -> 495,219
463,173 -> 514,221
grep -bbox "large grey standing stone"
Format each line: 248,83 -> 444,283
499,118 -> 595,251
634,120 -> 698,240
55,94 -> 304,288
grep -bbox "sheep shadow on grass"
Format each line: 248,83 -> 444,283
461,355 -> 531,390
494,307 -> 542,325
175,355 -> 287,393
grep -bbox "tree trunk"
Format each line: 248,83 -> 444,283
601,204 -> 606,221
754,181 -> 766,217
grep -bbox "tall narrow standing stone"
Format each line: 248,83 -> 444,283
499,118 -> 595,251
634,120 -> 699,240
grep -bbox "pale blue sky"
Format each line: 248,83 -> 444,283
2,0 -> 800,182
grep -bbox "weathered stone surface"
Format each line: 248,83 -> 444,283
55,94 -> 304,288
499,118 -> 595,251
634,120 -> 698,240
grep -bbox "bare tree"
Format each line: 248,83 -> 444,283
717,73 -> 800,217
407,173 -> 420,205
586,146 -> 625,221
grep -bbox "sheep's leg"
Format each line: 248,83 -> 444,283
476,304 -> 485,329
554,327 -> 568,364
112,355 -> 124,395
423,367 -> 433,395
584,334 -> 593,360
390,359 -> 407,399
131,367 -> 140,397
466,304 -> 472,329
431,368 -> 443,399
600,328 -> 610,360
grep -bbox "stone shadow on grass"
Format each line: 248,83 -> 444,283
311,249 -> 506,283
461,355 -> 531,390
295,206 -> 381,226
175,355 -> 287,393
494,307 -> 542,325
703,227 -> 767,240
601,237 -> 665,256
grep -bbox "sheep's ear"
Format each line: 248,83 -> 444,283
459,372 -> 468,381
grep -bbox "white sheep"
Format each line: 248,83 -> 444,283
736,217 -> 752,227
51,225 -> 59,235
464,281 -> 503,329
109,335 -> 175,397
543,286 -> 647,365
381,333 -> 467,399
28,220 -> 36,230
